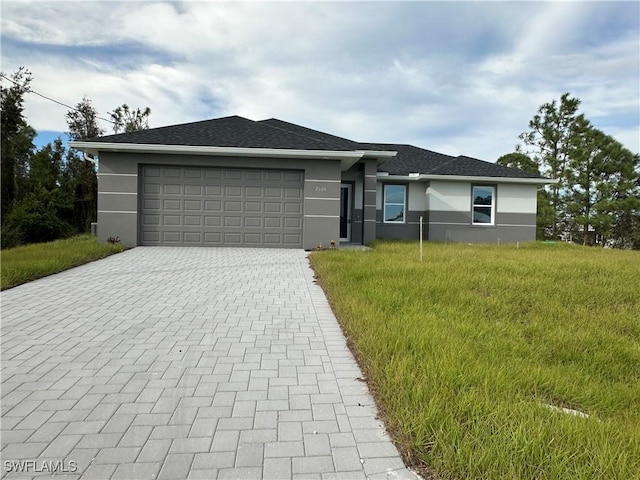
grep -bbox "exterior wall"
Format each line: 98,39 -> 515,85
427,180 -> 537,243
373,179 -> 538,243
97,152 -> 342,250
376,181 -> 427,241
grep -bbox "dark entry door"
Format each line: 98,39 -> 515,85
339,184 -> 351,242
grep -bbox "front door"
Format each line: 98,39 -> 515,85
339,183 -> 352,242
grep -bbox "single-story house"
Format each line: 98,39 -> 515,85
70,116 -> 553,250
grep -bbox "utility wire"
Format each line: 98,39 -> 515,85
1,73 -> 116,125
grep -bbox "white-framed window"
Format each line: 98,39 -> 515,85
383,184 -> 406,223
472,185 -> 495,225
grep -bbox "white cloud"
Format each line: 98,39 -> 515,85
1,0 -> 638,160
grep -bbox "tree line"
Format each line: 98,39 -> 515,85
498,93 -> 640,249
1,68 -> 151,249
2,70 -> 638,250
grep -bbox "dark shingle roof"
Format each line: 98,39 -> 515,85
83,115 -> 351,151
430,155 -> 543,179
258,118 -> 373,150
374,148 -> 543,179
366,144 -> 455,175
261,123 -> 546,180
84,115 -> 547,180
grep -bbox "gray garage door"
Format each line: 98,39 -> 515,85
140,165 -> 303,247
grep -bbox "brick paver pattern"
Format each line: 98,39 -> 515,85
1,248 -> 420,479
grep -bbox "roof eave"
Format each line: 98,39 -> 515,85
357,150 -> 397,165
69,141 -> 364,162
377,172 -> 556,184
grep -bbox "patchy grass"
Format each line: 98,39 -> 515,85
1,235 -> 126,290
310,241 -> 640,480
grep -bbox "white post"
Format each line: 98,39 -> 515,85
419,215 -> 423,262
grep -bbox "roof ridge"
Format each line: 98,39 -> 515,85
259,118 -> 386,151
257,118 -> 353,150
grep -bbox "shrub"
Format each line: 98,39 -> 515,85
1,188 -> 73,249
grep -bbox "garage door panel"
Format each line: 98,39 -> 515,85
205,201 -> 222,212
185,216 -> 202,226
264,234 -> 281,244
162,231 -> 181,243
284,217 -> 301,228
264,217 -> 281,228
265,187 -> 282,198
163,215 -> 181,226
143,199 -> 160,210
185,168 -> 202,179
183,232 -> 202,243
284,203 -> 302,214
244,171 -> 262,182
163,199 -> 181,210
184,200 -> 202,211
284,234 -> 302,245
205,216 -> 222,226
245,202 -> 262,212
205,185 -> 222,196
284,171 -> 303,182
204,232 -> 222,244
225,186 -> 242,196
224,201 -> 242,212
225,171 -> 242,181
224,233 -> 242,243
224,217 -> 242,227
144,183 -> 161,194
143,215 -> 160,226
141,165 -> 303,247
245,217 -> 262,228
143,231 -> 160,242
244,233 -> 261,244
265,171 -> 282,182
245,187 -> 262,197
285,188 -> 302,198
264,203 -> 282,213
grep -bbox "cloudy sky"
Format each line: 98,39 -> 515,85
2,1 -> 638,162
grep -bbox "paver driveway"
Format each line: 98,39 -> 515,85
1,248 -> 420,480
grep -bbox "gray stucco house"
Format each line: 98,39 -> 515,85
70,116 -> 552,250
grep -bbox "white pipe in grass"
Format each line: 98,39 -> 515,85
419,215 -> 423,262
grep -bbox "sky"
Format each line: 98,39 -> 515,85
1,0 -> 639,162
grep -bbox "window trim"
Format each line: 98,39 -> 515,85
471,185 -> 496,226
383,184 -> 407,224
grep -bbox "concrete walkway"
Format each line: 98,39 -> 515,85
1,248 -> 420,480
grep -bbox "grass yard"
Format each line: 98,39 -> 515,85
1,235 -> 126,290
310,241 -> 640,480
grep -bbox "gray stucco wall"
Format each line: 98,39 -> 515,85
97,152 -> 341,250
374,180 -> 537,244
375,210 -> 425,240
428,211 -> 536,243
375,209 -> 536,243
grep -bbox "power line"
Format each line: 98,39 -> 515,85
0,73 -> 116,125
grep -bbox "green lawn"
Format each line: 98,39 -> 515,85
1,235 -> 126,290
310,241 -> 640,480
